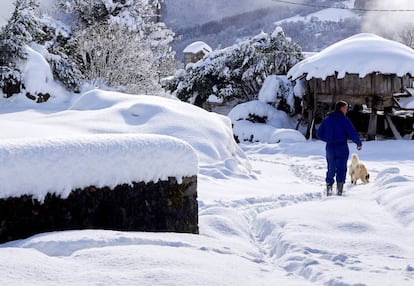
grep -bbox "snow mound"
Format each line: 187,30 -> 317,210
69,90 -> 131,111
375,168 -> 414,226
21,46 -> 54,93
20,46 -> 70,99
183,41 -> 212,54
228,100 -> 305,144
0,134 -> 198,200
228,100 -> 286,124
71,90 -> 252,178
288,33 -> 414,80
233,121 -> 306,144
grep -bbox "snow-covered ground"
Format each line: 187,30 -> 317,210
1,91 -> 414,285
1,140 -> 414,285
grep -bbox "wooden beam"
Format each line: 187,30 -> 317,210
315,94 -> 368,106
367,108 -> 378,141
385,114 -> 403,140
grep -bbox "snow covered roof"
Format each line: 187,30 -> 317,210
183,41 -> 212,54
288,33 -> 414,81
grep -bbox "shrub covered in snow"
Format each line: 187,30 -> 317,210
1,0 -> 177,100
0,0 -> 83,99
228,100 -> 305,144
163,27 -> 303,109
227,73 -> 305,144
59,0 -> 177,94
258,75 -> 301,115
35,16 -> 83,93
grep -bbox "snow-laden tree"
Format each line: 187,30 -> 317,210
0,0 -> 43,97
58,0 -> 162,27
36,16 -> 83,92
59,0 -> 177,94
162,27 -> 304,108
399,24 -> 414,49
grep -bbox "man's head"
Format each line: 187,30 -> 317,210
335,101 -> 348,115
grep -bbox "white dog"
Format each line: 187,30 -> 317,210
349,153 -> 370,185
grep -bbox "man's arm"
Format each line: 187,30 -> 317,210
317,119 -> 327,142
345,117 -> 362,148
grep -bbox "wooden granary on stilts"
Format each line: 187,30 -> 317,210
288,33 -> 414,140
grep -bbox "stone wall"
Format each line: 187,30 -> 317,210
0,176 -> 198,244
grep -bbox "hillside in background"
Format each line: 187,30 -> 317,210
163,0 -> 362,60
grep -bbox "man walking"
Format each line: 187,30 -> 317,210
317,101 -> 362,196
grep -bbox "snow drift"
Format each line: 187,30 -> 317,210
0,89 -> 252,179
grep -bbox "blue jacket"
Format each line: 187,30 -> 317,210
317,112 -> 362,147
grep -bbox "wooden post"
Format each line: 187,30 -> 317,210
305,108 -> 313,139
367,108 -> 378,141
306,81 -> 318,140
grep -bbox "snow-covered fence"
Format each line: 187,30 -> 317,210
0,134 -> 199,243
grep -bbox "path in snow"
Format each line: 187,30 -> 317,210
199,142 -> 414,285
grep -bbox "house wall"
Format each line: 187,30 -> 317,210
306,73 -> 413,109
184,51 -> 206,65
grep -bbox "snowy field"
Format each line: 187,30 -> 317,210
0,92 -> 414,285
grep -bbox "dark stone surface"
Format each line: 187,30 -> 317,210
0,176 -> 198,243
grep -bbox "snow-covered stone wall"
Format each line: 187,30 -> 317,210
0,134 -> 198,200
0,175 -> 198,243
0,134 -> 199,242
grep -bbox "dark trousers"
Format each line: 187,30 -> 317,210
325,143 -> 349,185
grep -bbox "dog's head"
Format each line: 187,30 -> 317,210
351,153 -> 359,164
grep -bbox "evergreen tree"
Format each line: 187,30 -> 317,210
163,27 -> 304,108
0,0 -> 42,97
